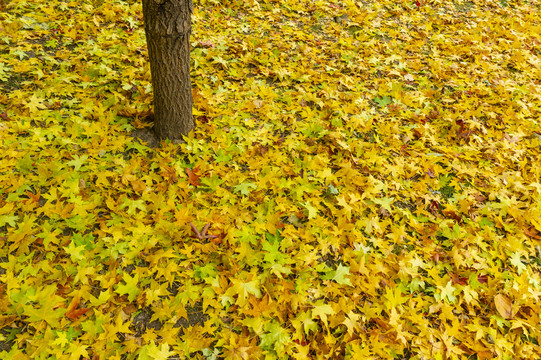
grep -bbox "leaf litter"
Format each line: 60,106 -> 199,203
0,0 -> 541,358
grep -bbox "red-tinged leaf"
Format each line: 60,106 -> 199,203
293,339 -> 309,346
65,294 -> 80,313
450,272 -> 468,285
56,276 -> 72,295
66,308 -> 90,320
198,115 -> 209,124
442,210 -> 461,222
198,41 -> 215,48
478,275 -> 488,284
0,112 -> 11,121
429,200 -> 440,214
186,167 -> 201,187
65,294 -> 89,320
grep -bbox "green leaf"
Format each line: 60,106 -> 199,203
0,214 -> 19,227
233,182 -> 257,195
372,196 -> 395,212
119,197 -> 146,215
115,272 -> 140,302
64,241 -> 87,262
200,174 -> 224,191
438,281 -> 457,304
12,50 -> 28,60
260,320 -> 291,354
321,264 -> 353,286
67,155 -> 88,171
72,233 -> 96,251
214,149 -> 232,163
327,184 -> 339,195
194,263 -> 218,280
374,95 -> 392,106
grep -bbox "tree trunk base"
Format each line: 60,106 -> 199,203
130,127 -> 160,148
130,127 -> 186,148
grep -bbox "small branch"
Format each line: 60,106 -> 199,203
189,222 -> 218,240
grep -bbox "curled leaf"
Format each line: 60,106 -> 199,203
494,294 -> 513,319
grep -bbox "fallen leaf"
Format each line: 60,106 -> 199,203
494,294 -> 513,319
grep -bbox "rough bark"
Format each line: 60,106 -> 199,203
142,0 -> 194,140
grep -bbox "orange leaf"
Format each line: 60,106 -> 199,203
66,308 -> 90,320
160,165 -> 178,184
477,351 -> 494,360
25,190 -> 41,204
65,294 -> 89,320
65,294 -> 80,314
186,166 -> 201,187
524,227 -> 541,239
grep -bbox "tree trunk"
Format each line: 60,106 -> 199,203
142,0 -> 194,140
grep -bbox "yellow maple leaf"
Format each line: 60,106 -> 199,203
312,301 -> 335,329
225,278 -> 261,307
383,286 -> 408,309
139,342 -> 175,360
25,94 -> 47,113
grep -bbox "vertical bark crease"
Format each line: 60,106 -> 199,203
143,0 -> 194,140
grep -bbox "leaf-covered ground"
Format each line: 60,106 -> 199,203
1,0 -> 541,358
